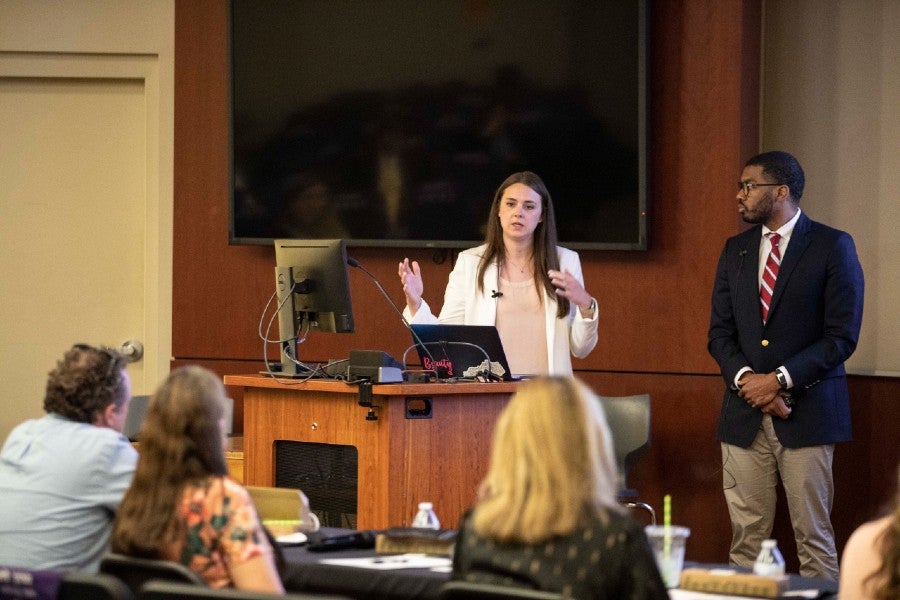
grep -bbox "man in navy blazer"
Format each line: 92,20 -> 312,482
708,151 -> 864,580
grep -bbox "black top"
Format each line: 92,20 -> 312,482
451,510 -> 669,600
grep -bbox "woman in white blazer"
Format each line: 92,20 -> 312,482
399,171 -> 598,375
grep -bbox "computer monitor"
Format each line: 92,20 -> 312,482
273,239 -> 354,376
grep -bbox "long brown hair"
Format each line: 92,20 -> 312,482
472,376 -> 623,544
111,366 -> 228,557
476,171 -> 569,318
867,465 -> 900,600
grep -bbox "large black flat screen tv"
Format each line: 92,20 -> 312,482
231,0 -> 648,250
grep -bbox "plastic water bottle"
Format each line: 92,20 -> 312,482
411,501 -> 440,529
753,539 -> 786,576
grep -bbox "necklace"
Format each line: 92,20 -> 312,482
504,256 -> 532,275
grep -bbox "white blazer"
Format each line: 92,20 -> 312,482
403,244 -> 599,375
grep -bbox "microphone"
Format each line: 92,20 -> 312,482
491,290 -> 503,298
346,257 -> 438,373
736,244 -> 749,281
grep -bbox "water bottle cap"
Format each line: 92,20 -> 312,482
761,539 -> 776,548
418,502 -> 433,510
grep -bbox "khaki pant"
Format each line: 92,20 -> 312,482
721,415 -> 838,580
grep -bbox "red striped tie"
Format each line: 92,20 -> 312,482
760,232 -> 782,323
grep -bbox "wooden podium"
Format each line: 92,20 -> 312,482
225,375 -> 516,530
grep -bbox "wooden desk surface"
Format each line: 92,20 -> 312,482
224,374 -> 518,395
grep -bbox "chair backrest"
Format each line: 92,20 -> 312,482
59,572 -> 133,600
246,485 -> 304,521
123,395 -> 150,441
138,580 -> 349,600
438,581 -> 564,600
126,396 -> 233,441
99,553 -> 204,595
597,393 -> 651,497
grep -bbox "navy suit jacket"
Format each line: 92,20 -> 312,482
708,212 -> 864,448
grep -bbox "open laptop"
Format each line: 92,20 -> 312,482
409,324 -> 515,381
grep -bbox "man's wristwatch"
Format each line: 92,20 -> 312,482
775,370 -> 788,389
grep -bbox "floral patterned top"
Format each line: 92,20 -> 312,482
162,476 -> 274,588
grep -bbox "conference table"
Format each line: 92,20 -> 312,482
282,543 -> 446,600
224,375 -> 518,530
279,535 -> 839,600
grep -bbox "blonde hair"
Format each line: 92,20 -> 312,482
473,376 -> 623,544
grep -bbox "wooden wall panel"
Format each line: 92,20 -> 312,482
173,0 -> 899,569
173,0 -> 759,375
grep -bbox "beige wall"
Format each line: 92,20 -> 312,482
0,1 -> 174,442
762,0 -> 900,375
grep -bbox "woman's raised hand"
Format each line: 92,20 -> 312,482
398,258 -> 424,315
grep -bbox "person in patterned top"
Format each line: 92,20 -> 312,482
451,376 -> 668,599
111,366 -> 284,593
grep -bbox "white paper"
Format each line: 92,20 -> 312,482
669,590 -> 760,600
669,590 -> 822,600
318,553 -> 452,570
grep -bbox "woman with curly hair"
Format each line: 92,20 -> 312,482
839,464 -> 900,600
0,343 -> 136,572
111,366 -> 283,593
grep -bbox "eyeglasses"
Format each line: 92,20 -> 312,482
738,181 -> 784,196
73,343 -> 119,382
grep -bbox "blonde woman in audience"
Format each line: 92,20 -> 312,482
111,366 -> 284,593
839,464 -> 900,600
451,376 -> 668,599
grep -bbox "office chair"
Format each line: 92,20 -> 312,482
438,581 -> 563,600
126,396 -> 233,441
138,580 -> 350,600
597,393 -> 656,525
123,395 -> 151,441
59,572 -> 134,600
99,553 -> 204,595
0,565 -> 63,600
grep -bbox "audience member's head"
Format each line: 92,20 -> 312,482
113,366 -> 229,556
44,343 -> 130,430
0,343 -> 137,573
453,376 -> 667,599
137,364 -> 230,479
111,365 -> 283,593
473,375 -> 623,544
873,489 -> 900,598
840,463 -> 900,600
